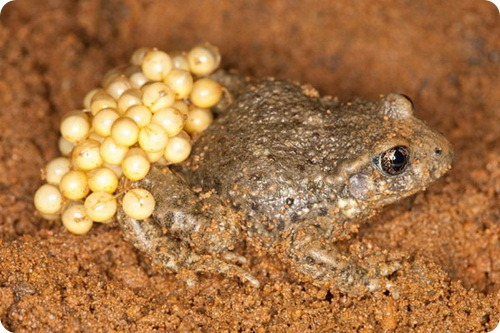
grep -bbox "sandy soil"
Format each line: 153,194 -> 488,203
0,0 -> 498,332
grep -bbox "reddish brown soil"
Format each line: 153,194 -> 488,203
0,1 -> 498,332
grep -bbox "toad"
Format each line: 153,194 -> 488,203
117,72 -> 453,293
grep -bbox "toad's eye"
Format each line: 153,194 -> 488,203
374,145 -> 410,176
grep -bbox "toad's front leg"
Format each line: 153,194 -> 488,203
281,222 -> 401,294
116,166 -> 259,287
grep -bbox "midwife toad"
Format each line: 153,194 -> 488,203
117,71 -> 453,293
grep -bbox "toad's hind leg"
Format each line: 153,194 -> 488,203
116,210 -> 199,272
116,211 -> 259,287
116,166 -> 259,287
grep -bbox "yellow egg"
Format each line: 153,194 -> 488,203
165,69 -> 193,99
122,188 -> 155,220
125,105 -> 152,128
84,191 -> 117,223
142,82 -> 175,112
58,136 -> 76,157
118,88 -> 143,114
164,131 -> 192,164
110,117 -> 140,147
125,65 -> 150,88
146,150 -> 165,163
138,123 -> 169,153
34,184 -> 63,215
184,107 -> 213,134
151,107 -> 186,137
92,108 -> 120,137
100,137 -> 129,165
130,47 -> 150,66
88,167 -> 119,193
105,75 -> 132,100
59,170 -> 89,200
141,49 -> 172,81
190,78 -> 222,108
90,91 -> 117,116
71,139 -> 103,171
121,148 -> 151,181
62,203 -> 93,235
187,43 -> 221,76
172,100 -> 189,115
170,52 -> 190,71
44,157 -> 71,186
60,110 -> 90,144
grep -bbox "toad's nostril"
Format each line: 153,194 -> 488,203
434,147 -> 442,156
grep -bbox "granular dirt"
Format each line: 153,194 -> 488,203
0,1 -> 498,332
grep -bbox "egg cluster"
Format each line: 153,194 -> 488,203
34,43 -> 223,235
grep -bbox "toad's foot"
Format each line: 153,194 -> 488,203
282,225 -> 401,293
187,256 -> 260,288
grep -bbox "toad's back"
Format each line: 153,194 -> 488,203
180,79 -> 377,225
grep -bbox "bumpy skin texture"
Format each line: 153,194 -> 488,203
117,72 -> 453,293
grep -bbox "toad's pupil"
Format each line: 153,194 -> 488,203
391,148 -> 407,168
380,145 -> 410,175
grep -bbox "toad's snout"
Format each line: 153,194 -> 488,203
428,131 -> 453,180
